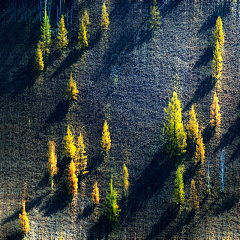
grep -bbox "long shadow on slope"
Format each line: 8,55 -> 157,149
199,1 -> 231,33
194,46 -> 213,69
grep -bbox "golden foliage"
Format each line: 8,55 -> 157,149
189,179 -> 199,211
188,105 -> 199,141
123,164 -> 129,196
195,132 -> 205,164
57,15 -> 68,50
101,2 -> 109,30
48,141 -> 58,190
63,125 -> 76,159
214,16 -> 224,48
210,92 -> 221,127
174,165 -> 185,211
76,133 -> 88,175
163,91 -> 187,157
150,0 -> 161,29
67,159 -> 78,195
34,42 -> 44,71
66,72 -> 79,100
92,181 -> 100,205
212,40 -> 222,80
19,200 -> 29,235
101,120 -> 111,152
78,20 -> 88,50
82,8 -> 90,26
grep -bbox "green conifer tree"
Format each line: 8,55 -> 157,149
174,165 -> 185,212
34,41 -> 44,71
104,179 -> 121,222
101,2 -> 109,30
41,11 -> 51,54
78,20 -> 88,50
163,91 -> 187,158
150,0 -> 161,29
57,15 -> 68,50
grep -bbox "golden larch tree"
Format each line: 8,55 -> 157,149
150,0 -> 161,29
163,91 -> 187,158
66,72 -> 79,100
210,92 -> 221,127
214,16 -> 224,48
101,120 -> 111,152
195,131 -> 205,164
123,164 -> 129,197
48,140 -> 58,190
78,20 -> 88,50
188,105 -> 199,141
174,164 -> 185,212
189,179 -> 199,211
76,133 -> 88,175
34,41 -> 44,71
92,181 -> 100,205
82,8 -> 90,26
67,159 -> 78,195
19,200 -> 29,235
101,2 -> 109,30
212,40 -> 222,80
57,15 -> 68,50
63,125 -> 76,159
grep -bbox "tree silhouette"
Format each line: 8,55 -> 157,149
189,179 -> 199,211
101,2 -> 109,30
101,120 -> 111,153
188,105 -> 199,141
92,181 -> 100,205
150,0 -> 161,29
174,164 -> 185,212
63,125 -> 76,159
123,164 -> 129,197
19,200 -> 29,235
210,92 -> 221,127
41,11 -> 51,54
67,159 -> 78,195
57,15 -> 68,50
76,133 -> 88,175
66,72 -> 79,101
214,16 -> 224,48
34,41 -> 44,71
78,20 -> 88,50
212,40 -> 222,80
48,140 -> 58,191
195,131 -> 205,164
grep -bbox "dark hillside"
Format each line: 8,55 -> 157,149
0,0 -> 240,239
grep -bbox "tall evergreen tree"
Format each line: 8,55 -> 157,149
63,125 -> 76,159
104,179 -> 121,222
57,14 -> 68,50
48,140 -> 58,191
19,200 -> 29,235
67,159 -> 78,195
174,165 -> 185,212
214,16 -> 224,48
34,41 -> 44,71
41,11 -> 51,54
123,164 -> 129,197
188,105 -> 199,141
78,20 -> 88,50
82,8 -> 90,26
212,40 -> 222,80
210,92 -> 221,127
92,181 -> 100,205
76,133 -> 88,175
101,2 -> 109,30
66,72 -> 79,101
195,131 -> 205,164
101,120 -> 111,153
150,0 -> 161,29
163,91 -> 187,158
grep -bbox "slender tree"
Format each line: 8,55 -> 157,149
48,140 -> 58,190
101,2 -> 109,30
101,120 -> 111,153
212,40 -> 222,80
214,16 -> 224,48
189,179 -> 199,211
174,165 -> 185,212
210,92 -> 221,127
66,72 -> 79,101
41,11 -> 51,54
67,159 -> 78,195
34,41 -> 44,71
104,179 -> 121,222
19,200 -> 29,235
150,0 -> 161,29
163,91 -> 187,158
82,8 -> 90,26
195,131 -> 205,164
78,20 -> 88,50
123,164 -> 129,197
63,125 -> 76,159
92,181 -> 100,205
57,14 -> 68,50
188,105 -> 199,141
76,133 -> 88,175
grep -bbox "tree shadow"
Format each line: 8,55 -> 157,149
194,46 -> 213,69
202,123 -> 215,144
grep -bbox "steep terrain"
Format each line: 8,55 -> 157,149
0,0 -> 240,239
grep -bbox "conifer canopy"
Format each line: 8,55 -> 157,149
101,2 -> 109,30
78,20 -> 88,50
101,120 -> 111,152
57,15 -> 68,50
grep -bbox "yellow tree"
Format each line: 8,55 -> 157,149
174,164 -> 185,212
76,133 -> 88,175
48,140 -> 58,190
163,91 -> 187,158
123,164 -> 129,197
19,200 -> 29,235
82,8 -> 90,26
92,181 -> 100,205
63,125 -> 76,159
212,40 -> 222,80
34,41 -> 44,71
188,105 -> 199,141
57,15 -> 68,50
195,131 -> 205,164
66,72 -> 79,100
67,159 -> 78,195
101,2 -> 109,30
214,16 -> 224,48
150,0 -> 161,29
78,20 -> 88,50
101,120 -> 111,153
189,179 -> 199,211
210,92 -> 221,127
